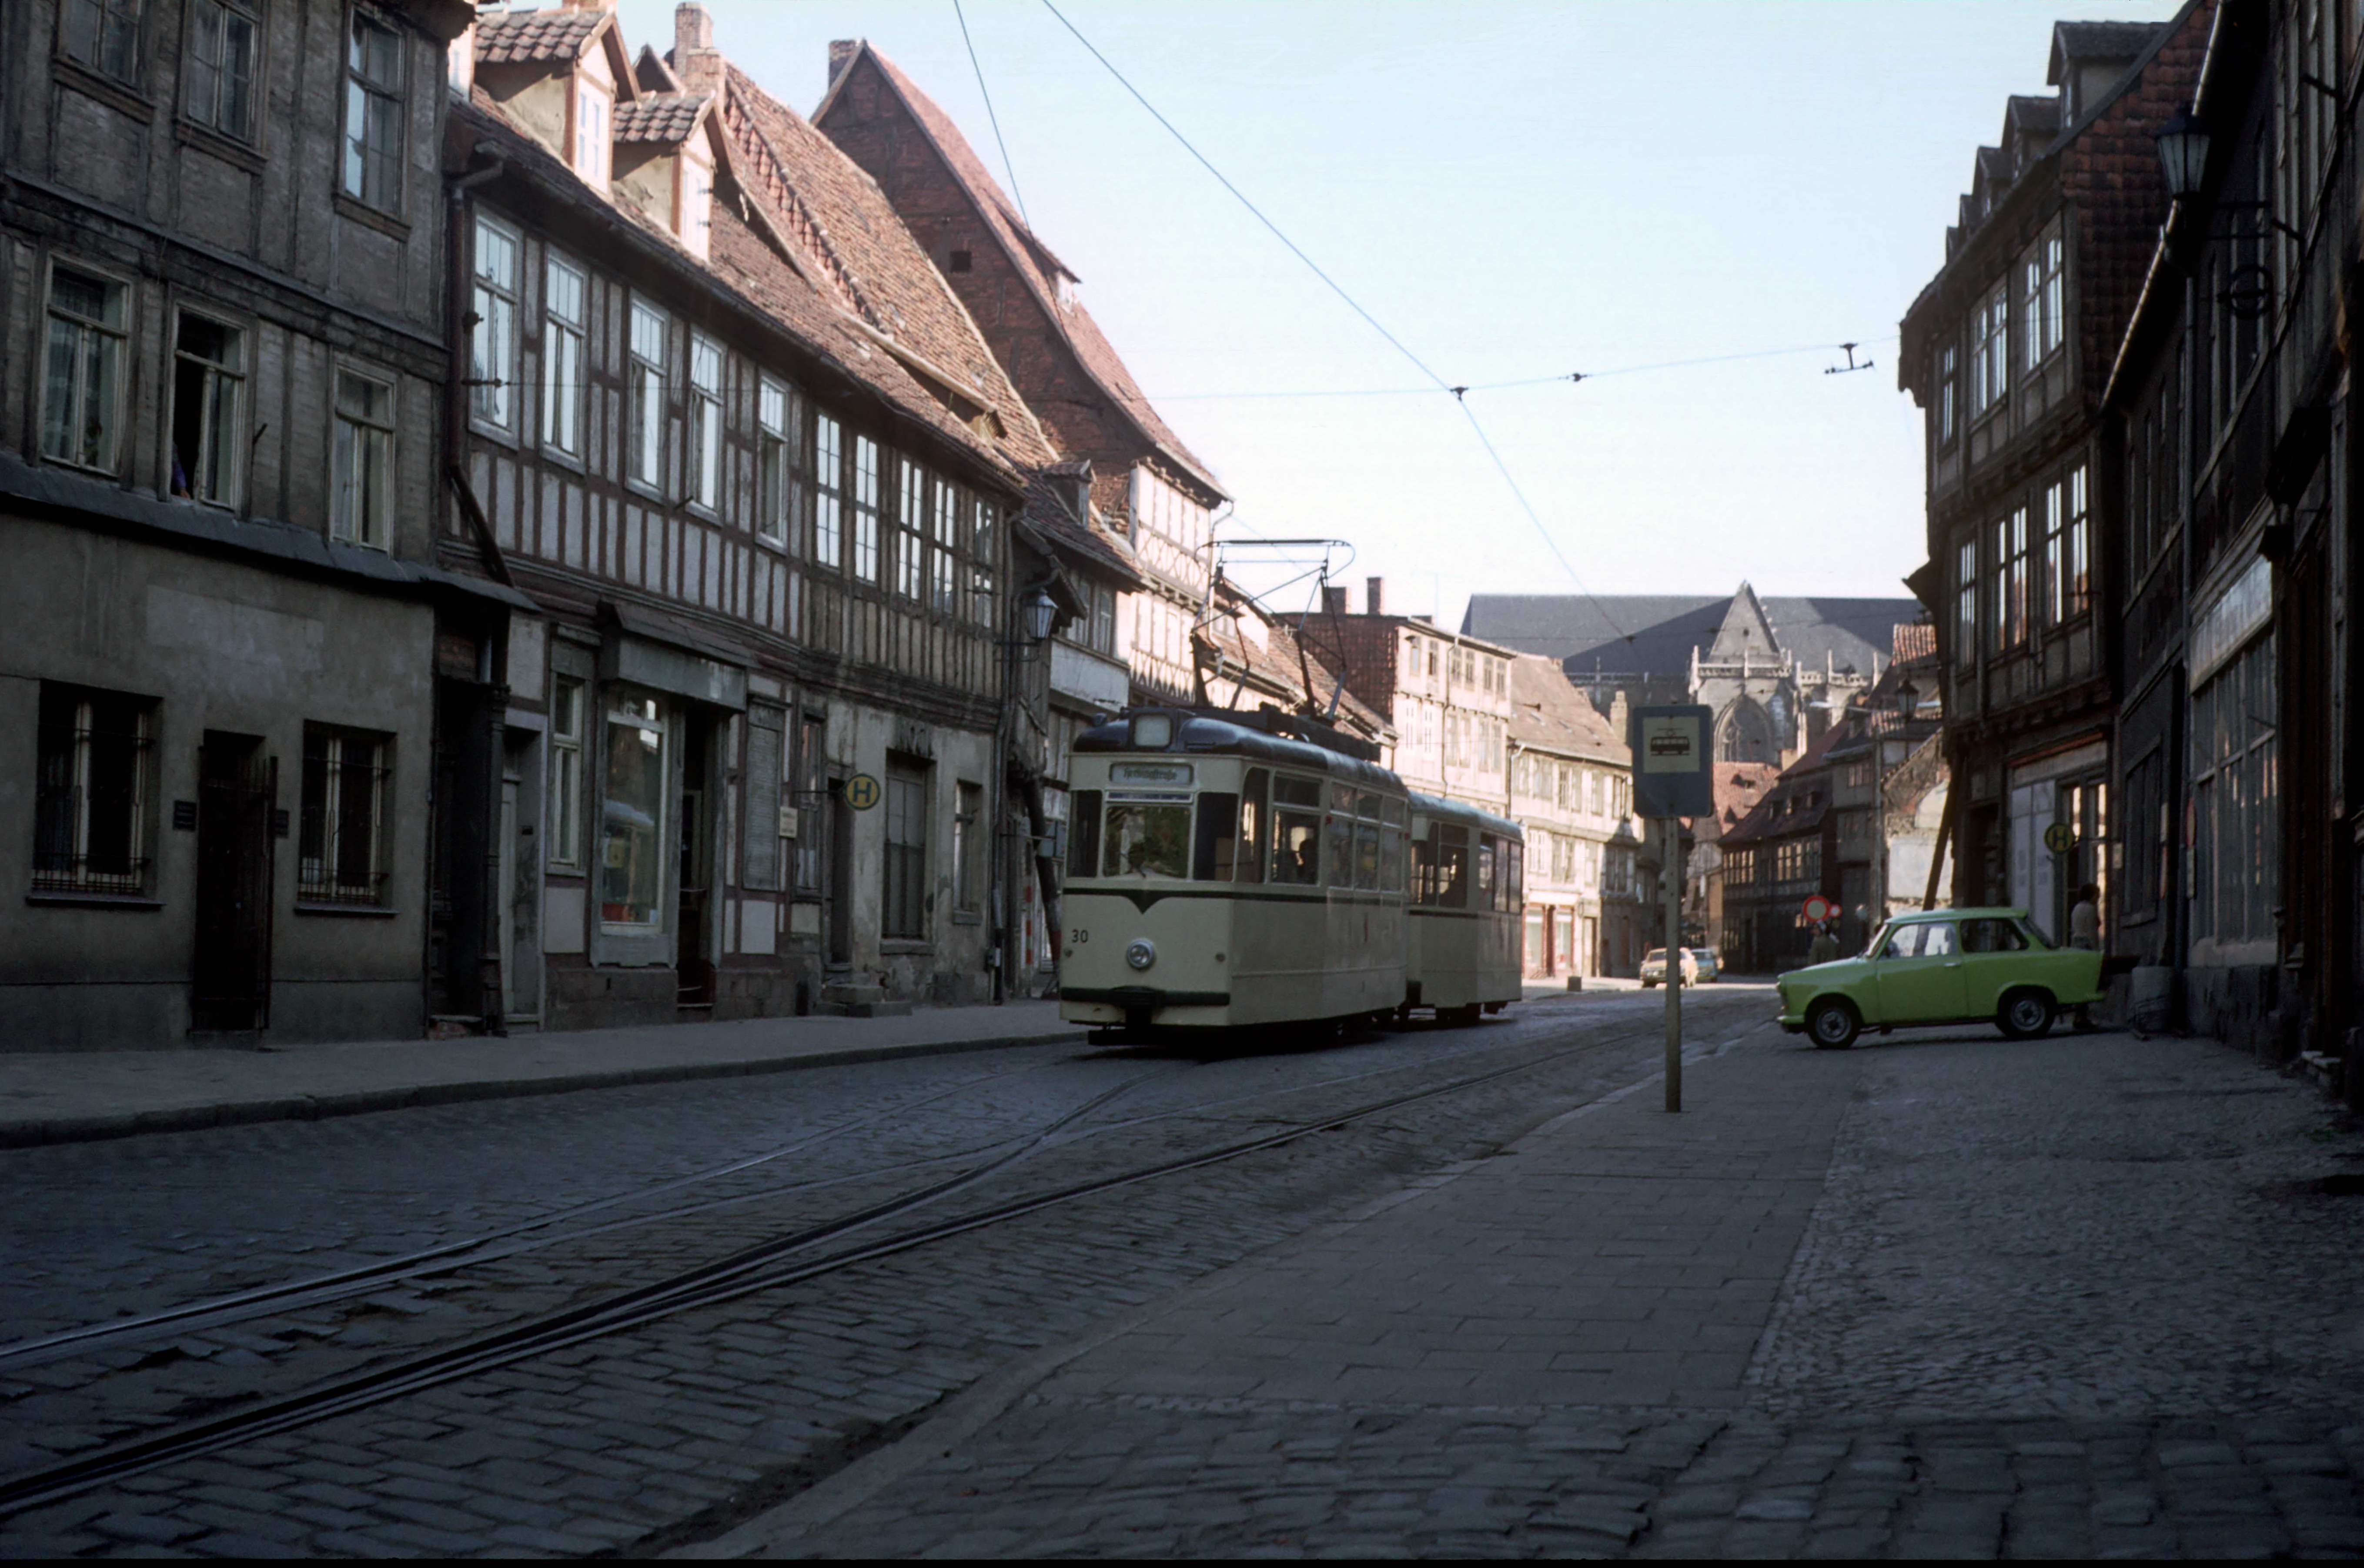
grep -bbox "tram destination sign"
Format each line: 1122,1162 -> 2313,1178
1629,704 -> 1715,818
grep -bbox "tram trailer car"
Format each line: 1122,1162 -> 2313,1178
1056,708 -> 1522,1035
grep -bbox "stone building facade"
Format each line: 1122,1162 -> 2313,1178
1506,654 -> 1643,979
0,0 -> 520,1049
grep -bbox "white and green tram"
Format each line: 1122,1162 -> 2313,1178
1057,708 -> 1523,1035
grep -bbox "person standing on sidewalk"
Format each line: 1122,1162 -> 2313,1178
1807,923 -> 1840,966
2068,883 -> 2100,950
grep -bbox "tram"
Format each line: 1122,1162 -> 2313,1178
1056,707 -> 1523,1034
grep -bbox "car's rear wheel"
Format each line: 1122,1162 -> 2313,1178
1806,996 -> 1859,1050
1998,988 -> 2055,1040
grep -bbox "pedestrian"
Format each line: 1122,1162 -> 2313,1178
1807,922 -> 1839,966
2068,883 -> 2099,950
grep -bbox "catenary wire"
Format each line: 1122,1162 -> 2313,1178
951,0 -> 1035,234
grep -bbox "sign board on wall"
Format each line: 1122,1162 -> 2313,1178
1628,705 -> 1715,818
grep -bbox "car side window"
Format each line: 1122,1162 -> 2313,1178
1880,926 -> 1923,960
1922,923 -> 1959,956
1961,918 -> 2026,953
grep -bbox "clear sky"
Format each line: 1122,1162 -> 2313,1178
618,0 -> 2183,628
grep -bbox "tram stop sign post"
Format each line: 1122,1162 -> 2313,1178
1630,705 -> 1713,1113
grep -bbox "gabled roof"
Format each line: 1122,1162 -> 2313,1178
1707,582 -> 1779,663
1017,469 -> 1144,589
1198,581 -> 1390,741
1464,591 -> 1922,680
2050,19 -> 2170,84
475,7 -> 605,65
613,93 -> 707,144
816,43 -> 1226,502
710,60 -> 1056,471
1508,653 -> 1627,764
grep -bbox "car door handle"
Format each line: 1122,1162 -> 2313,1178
1943,961 -> 1963,968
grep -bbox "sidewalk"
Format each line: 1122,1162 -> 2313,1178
0,1003 -> 1080,1150
716,1025 -> 2364,1558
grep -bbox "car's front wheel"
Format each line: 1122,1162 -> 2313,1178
1997,987 -> 2055,1040
1806,996 -> 1860,1050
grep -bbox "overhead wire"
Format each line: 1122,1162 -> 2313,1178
951,0 -> 1034,234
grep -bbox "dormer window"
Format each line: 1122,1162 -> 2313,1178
1054,274 -> 1078,311
679,143 -> 712,260
575,81 -> 610,187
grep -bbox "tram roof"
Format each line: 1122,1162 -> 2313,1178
1074,708 -> 1400,788
1407,790 -> 1524,841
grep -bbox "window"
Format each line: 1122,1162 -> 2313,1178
954,781 -> 982,911
1107,800 -> 1190,879
1235,768 -> 1268,884
548,675 -> 584,869
759,378 -> 802,545
682,147 -> 713,259
896,461 -> 926,598
793,712 -> 825,894
972,499 -> 998,627
331,369 -> 394,548
2064,465 -> 2090,621
2190,636 -> 2278,945
688,334 -> 722,510
298,725 -> 390,906
1971,284 -> 2008,415
342,11 -> 405,211
851,437 -> 880,582
600,695 -> 666,931
185,0 -> 257,140
883,762 -> 928,938
575,84 -> 609,187
1088,581 -> 1116,655
813,414 -> 843,568
542,254 -> 586,457
33,684 -> 152,896
1068,789 -> 1101,880
1991,507 -> 2028,651
42,265 -> 126,473
2040,480 -> 2065,629
1937,345 -> 1958,445
1954,536 -> 1977,667
171,311 -> 244,507
2023,230 -> 2063,369
1960,917 -> 2028,953
628,301 -> 666,489
931,475 -> 959,612
1195,792 -> 1240,882
62,0 -> 141,84
470,217 -> 519,431
1271,775 -> 1323,885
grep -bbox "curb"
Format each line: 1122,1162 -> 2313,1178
0,1029 -> 1091,1152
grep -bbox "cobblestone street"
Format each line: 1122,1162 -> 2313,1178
706,1020 -> 2364,1559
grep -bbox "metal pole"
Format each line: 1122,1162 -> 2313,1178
1664,814 -> 1682,1112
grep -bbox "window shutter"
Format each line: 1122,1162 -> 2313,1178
744,702 -> 786,892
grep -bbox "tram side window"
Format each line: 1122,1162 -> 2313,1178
1236,768 -> 1267,884
1477,834 -> 1498,910
1193,792 -> 1239,880
1435,823 -> 1469,908
1103,801 -> 1189,878
1411,829 -> 1435,903
1069,789 -> 1101,879
1272,775 -> 1323,885
1507,841 -> 1523,904
1381,797 -> 1407,893
1325,809 -> 1354,888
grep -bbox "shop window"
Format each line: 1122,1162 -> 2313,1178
542,254 -> 587,458
331,368 -> 394,548
2190,636 -> 2278,944
600,696 -> 667,932
33,683 -> 153,896
342,10 -> 405,211
298,724 -> 390,906
883,761 -> 928,937
185,0 -> 257,140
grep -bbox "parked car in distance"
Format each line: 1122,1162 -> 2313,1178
1641,947 -> 1699,988
1687,948 -> 1721,983
1774,908 -> 2106,1050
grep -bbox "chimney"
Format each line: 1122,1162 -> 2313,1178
1365,576 -> 1384,615
1609,689 -> 1631,742
1323,585 -> 1348,616
674,3 -> 721,92
827,39 -> 859,88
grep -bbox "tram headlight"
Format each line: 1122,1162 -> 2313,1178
1125,938 -> 1156,972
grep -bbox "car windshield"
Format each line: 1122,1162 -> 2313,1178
1645,949 -> 1665,963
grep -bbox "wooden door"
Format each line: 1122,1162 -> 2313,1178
192,734 -> 274,1032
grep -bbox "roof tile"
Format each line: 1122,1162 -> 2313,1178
475,8 -> 602,65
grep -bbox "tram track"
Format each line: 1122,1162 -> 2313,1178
0,1008 -> 1692,1520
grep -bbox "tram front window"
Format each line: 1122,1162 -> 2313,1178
1272,775 -> 1323,885
1102,802 -> 1189,878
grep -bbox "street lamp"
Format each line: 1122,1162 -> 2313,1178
1894,676 -> 1920,720
1021,584 -> 1058,645
2157,110 -> 2210,201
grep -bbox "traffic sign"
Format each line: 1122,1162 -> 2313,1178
2043,821 -> 2077,855
843,773 -> 883,811
1628,704 -> 1715,818
1802,894 -> 1835,923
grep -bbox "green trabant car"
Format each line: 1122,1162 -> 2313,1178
1776,907 -> 2106,1050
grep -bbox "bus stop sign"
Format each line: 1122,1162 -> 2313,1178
1629,705 -> 1715,818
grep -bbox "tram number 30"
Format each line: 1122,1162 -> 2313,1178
1067,929 -> 1089,946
